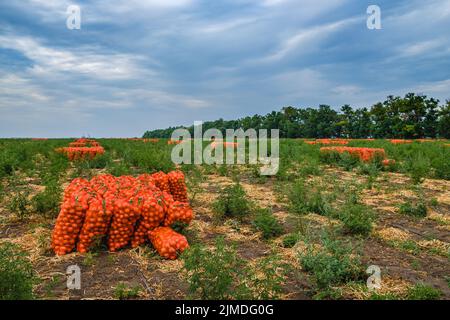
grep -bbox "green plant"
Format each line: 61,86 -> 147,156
243,254 -> 288,300
406,283 -> 442,300
0,183 -> 5,203
82,252 -> 98,267
339,152 -> 360,171
0,242 -> 35,300
33,180 -> 62,217
182,237 -> 244,299
358,163 -> 380,189
282,233 -> 301,248
369,292 -> 400,300
398,202 -> 427,218
288,180 -> 332,216
399,240 -> 420,255
43,275 -> 62,298
114,283 -> 141,300
287,179 -> 309,214
299,234 -> 365,289
298,160 -> 322,177
313,288 -> 343,300
37,230 -> 53,256
338,203 -> 374,236
252,208 -> 284,239
8,189 -> 32,220
107,161 -> 131,176
182,237 -> 287,300
213,183 -> 251,219
429,198 -> 439,207
407,154 -> 430,184
184,166 -> 204,204
431,154 -> 450,180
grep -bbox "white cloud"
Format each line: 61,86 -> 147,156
0,34 -> 144,80
117,89 -> 210,110
413,79 -> 450,97
198,17 -> 257,34
258,16 -> 361,62
262,0 -> 288,6
332,85 -> 361,96
398,39 -> 444,57
0,74 -> 50,108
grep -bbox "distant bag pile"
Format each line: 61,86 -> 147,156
51,170 -> 193,259
56,138 -> 105,160
306,139 -> 349,145
320,147 -> 386,162
390,139 -> 413,144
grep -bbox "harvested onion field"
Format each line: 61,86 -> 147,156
0,138 -> 449,300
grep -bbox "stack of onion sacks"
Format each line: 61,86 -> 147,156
51,171 -> 193,259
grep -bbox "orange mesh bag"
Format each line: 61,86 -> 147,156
131,194 -> 165,248
107,199 -> 140,252
167,170 -> 188,202
77,197 -> 113,253
148,227 -> 189,260
51,189 -> 90,255
151,171 -> 171,193
164,201 -> 194,227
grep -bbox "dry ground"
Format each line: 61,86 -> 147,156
0,165 -> 449,300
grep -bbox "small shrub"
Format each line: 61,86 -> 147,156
339,152 -> 360,171
182,237 -> 243,299
407,154 -> 430,184
288,180 -> 332,216
8,190 -> 32,220
358,163 -> 380,189
282,233 -> 301,248
308,191 -> 333,216
299,234 -> 365,289
0,242 -> 35,300
431,154 -> 450,180
182,237 -> 287,300
429,198 -> 439,207
398,202 -> 427,218
184,166 -> 204,204
82,252 -> 98,267
299,160 -> 322,177
107,162 -> 131,177
252,208 -> 284,239
33,180 -> 62,217
338,203 -> 374,236
406,283 -> 442,300
114,283 -> 141,300
287,179 -> 309,214
213,183 -> 251,219
245,254 -> 288,300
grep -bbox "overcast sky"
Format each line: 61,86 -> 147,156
1,0 -> 449,137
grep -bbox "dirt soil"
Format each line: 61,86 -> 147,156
1,167 -> 449,300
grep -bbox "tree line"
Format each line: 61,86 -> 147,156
143,93 -> 450,139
